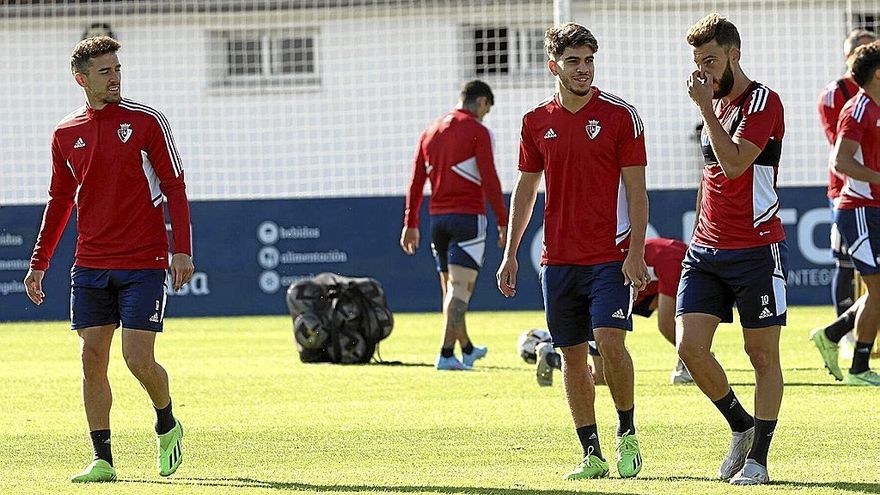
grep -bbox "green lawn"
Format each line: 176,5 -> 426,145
1,307 -> 877,495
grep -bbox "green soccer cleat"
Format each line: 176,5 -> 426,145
845,369 -> 880,386
616,431 -> 642,478
157,420 -> 184,477
809,328 -> 843,381
563,447 -> 609,480
70,459 -> 116,483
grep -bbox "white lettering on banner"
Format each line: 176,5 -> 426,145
281,274 -> 316,287
166,271 -> 210,296
682,211 -> 696,241
0,233 -> 24,247
280,226 -> 320,240
797,208 -> 833,264
0,280 -> 26,296
0,259 -> 30,271
257,221 -> 321,245
530,207 -> 835,276
280,250 -> 348,264
788,268 -> 833,287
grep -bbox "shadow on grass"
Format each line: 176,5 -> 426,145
122,476 -> 880,494
728,382 -> 843,387
370,361 -> 434,367
122,477 -> 648,494
642,475 -> 880,494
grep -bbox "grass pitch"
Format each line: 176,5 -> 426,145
1,307 -> 878,495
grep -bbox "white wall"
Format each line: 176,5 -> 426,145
0,2 -> 861,204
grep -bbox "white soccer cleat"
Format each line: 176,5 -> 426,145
718,427 -> 754,480
729,459 -> 770,485
670,359 -> 694,384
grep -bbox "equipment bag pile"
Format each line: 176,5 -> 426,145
286,273 -> 394,364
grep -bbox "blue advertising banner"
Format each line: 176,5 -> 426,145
0,186 -> 836,322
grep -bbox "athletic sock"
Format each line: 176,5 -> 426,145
440,347 -> 454,359
461,342 -> 474,355
547,352 -> 562,370
575,424 -> 603,460
89,429 -> 113,466
617,407 -> 635,437
712,389 -> 754,433
832,264 -> 855,316
747,418 -> 777,467
824,310 -> 856,343
850,342 -> 873,374
155,401 -> 176,435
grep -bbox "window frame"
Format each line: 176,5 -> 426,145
463,25 -> 547,82
208,27 -> 321,92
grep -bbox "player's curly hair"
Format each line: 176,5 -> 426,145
71,36 -> 120,74
851,41 -> 880,88
686,13 -> 741,49
544,23 -> 598,59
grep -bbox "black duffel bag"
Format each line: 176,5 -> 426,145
286,273 -> 393,364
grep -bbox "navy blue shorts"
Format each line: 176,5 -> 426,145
430,214 -> 487,272
834,207 -> 880,275
676,242 -> 788,328
829,202 -> 851,263
70,266 -> 168,332
541,263 -> 633,348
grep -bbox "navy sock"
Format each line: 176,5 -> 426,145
617,407 -> 635,437
575,424 -> 603,460
747,418 -> 777,466
824,309 -> 856,343
89,429 -> 113,466
712,389 -> 754,433
850,342 -> 873,374
155,401 -> 176,435
440,347 -> 454,358
462,342 -> 474,354
832,264 -> 855,316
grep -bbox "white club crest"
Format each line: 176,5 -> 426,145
585,120 -> 601,139
117,123 -> 133,143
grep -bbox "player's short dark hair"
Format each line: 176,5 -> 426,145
686,13 -> 741,50
544,23 -> 598,59
851,41 -> 880,87
460,80 -> 494,106
71,36 -> 120,74
844,29 -> 876,57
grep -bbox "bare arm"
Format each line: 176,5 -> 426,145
496,171 -> 542,297
621,166 -> 650,293
833,137 -> 880,184
688,71 -> 762,179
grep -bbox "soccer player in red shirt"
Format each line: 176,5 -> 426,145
22,37 -> 193,482
401,81 -> 508,371
810,29 -> 876,380
679,14 -> 786,485
826,41 -> 880,387
497,23 -> 649,480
